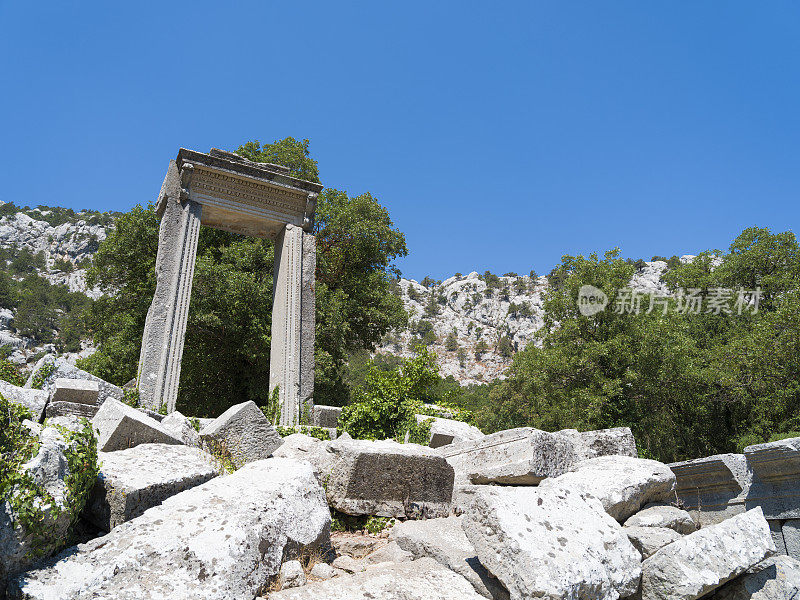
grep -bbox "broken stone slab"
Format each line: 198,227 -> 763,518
199,400 -> 283,468
83,443 -> 218,531
312,404 -> 342,428
326,438 -> 454,519
24,353 -> 123,405
331,532 -> 388,559
624,503 -> 697,534
670,453 -> 751,526
50,377 -> 100,405
392,515 -> 509,599
160,410 -> 200,447
539,455 -> 677,522
782,520 -> 800,560
268,557 -> 486,599
439,426 -> 637,492
331,555 -> 365,573
641,507 -> 776,600
309,562 -> 336,580
44,400 -> 98,420
770,520 -> 787,555
272,433 -> 336,483
709,555 -> 800,600
9,458 -> 331,600
745,438 -> 800,520
0,380 -> 48,421
91,398 -> 182,452
624,526 -> 682,559
416,415 -> 485,448
463,485 -> 641,600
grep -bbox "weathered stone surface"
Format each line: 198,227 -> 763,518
440,426 -> 637,493
310,562 -> 336,580
331,532 -> 388,559
160,410 -> 200,447
363,541 -> 413,565
312,404 -> 342,428
332,555 -> 365,573
416,415 -> 485,448
641,507 -> 776,600
50,377 -> 100,405
710,555 -> 800,600
326,439 -> 454,519
670,453 -> 750,525
0,380 -> 48,421
91,398 -> 182,452
770,520 -> 787,555
268,557 -> 486,599
625,526 -> 682,559
624,504 -> 696,534
462,486 -> 641,600
280,560 -> 307,589
25,354 -> 123,406
272,433 -> 336,482
1,424 -> 83,596
782,520 -> 800,560
83,443 -> 218,531
9,459 -> 330,600
746,438 -> 800,520
392,516 -> 509,599
539,455 -> 676,522
44,400 -> 98,420
199,400 -> 283,468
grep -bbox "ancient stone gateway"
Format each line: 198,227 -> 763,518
137,148 -> 322,425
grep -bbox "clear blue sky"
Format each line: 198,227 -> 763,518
1,2 -> 797,280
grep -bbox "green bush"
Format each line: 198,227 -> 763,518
339,347 -> 439,442
276,425 -> 333,441
0,358 -> 25,386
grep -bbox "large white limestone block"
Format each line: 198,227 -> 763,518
199,400 -> 283,468
709,555 -> 800,600
641,507 -> 775,600
83,443 -> 218,531
539,455 -> 676,522
9,459 -> 331,600
624,504 -> 697,534
462,485 -> 641,600
91,398 -> 181,452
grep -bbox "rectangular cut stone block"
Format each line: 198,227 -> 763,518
641,508 -> 775,600
670,453 -> 750,525
312,405 -> 341,428
50,378 -> 99,406
0,380 -> 48,421
771,519 -> 788,555
745,438 -> 800,519
326,439 -> 455,519
9,459 -> 331,600
269,225 -> 315,426
25,354 -> 123,406
199,400 -> 283,468
84,443 -> 218,531
783,520 -> 800,560
91,398 -> 182,452
439,426 -> 637,489
45,401 -> 98,420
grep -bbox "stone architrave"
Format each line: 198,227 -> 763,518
137,149 -> 322,423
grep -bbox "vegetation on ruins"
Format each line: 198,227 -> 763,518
80,137 -> 408,417
462,227 -> 800,463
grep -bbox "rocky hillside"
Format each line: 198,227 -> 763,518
0,202 -> 690,383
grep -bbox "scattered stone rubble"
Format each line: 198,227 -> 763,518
3,372 -> 800,600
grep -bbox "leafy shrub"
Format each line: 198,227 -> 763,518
30,359 -> 56,389
339,348 -> 439,442
0,358 -> 25,386
276,425 -> 333,441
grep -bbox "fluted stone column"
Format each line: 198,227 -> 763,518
269,224 -> 316,425
137,161 -> 202,412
